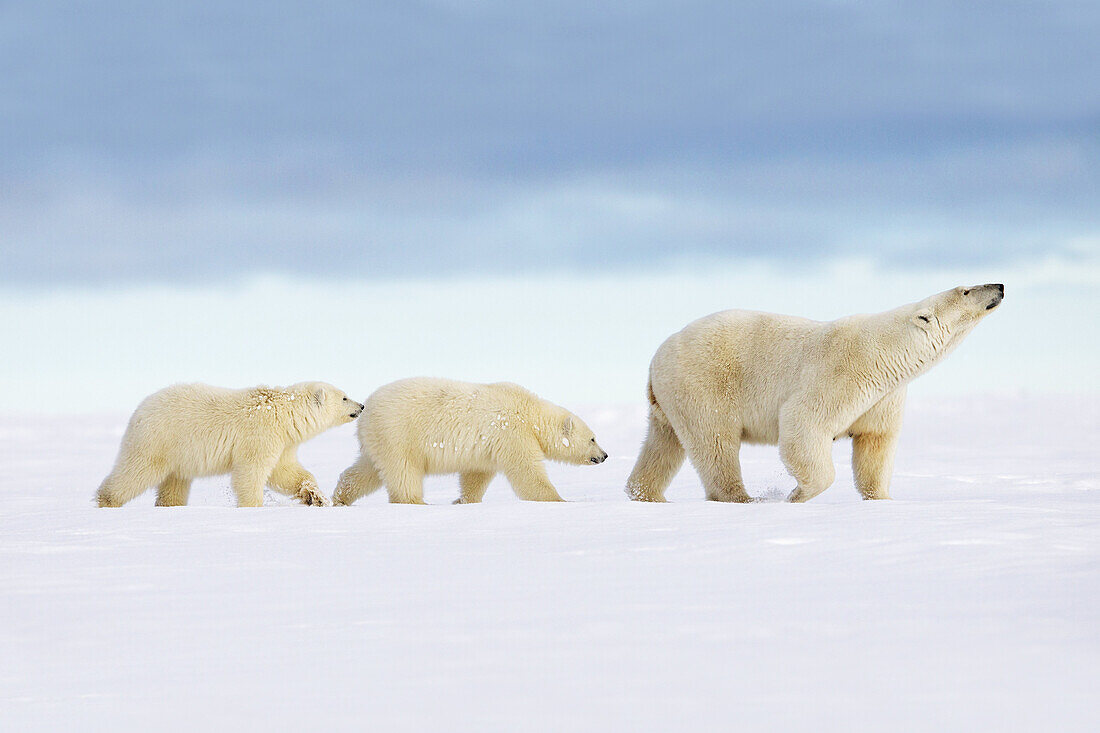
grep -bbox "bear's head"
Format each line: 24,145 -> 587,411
291,382 -> 364,431
540,408 -> 609,466
909,283 -> 1004,343
890,283 -> 1004,381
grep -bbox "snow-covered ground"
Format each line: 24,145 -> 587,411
1,395 -> 1097,731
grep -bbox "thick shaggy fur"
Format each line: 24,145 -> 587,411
333,378 -> 608,505
626,284 -> 1004,503
96,382 -> 363,507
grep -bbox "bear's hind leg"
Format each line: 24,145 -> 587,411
625,402 -> 685,502
380,462 -> 427,505
332,457 -> 383,506
96,458 -> 165,507
684,431 -> 752,503
155,474 -> 192,507
454,471 -> 494,504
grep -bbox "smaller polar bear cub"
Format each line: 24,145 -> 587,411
96,382 -> 363,508
333,378 -> 608,505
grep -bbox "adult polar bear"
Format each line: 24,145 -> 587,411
626,284 -> 1004,503
96,382 -> 363,507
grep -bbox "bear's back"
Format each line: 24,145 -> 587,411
651,309 -> 828,413
359,377 -> 536,473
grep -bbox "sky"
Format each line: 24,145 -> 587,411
0,1 -> 1097,408
1,0 -> 1097,283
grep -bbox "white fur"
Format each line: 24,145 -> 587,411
333,378 -> 608,505
626,284 -> 1005,503
96,382 -> 363,507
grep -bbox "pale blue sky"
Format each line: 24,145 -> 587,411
1,1 -> 1097,284
3,263 -> 1096,412
1,2 -> 1096,408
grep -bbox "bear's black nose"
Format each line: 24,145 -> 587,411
995,283 -> 1004,294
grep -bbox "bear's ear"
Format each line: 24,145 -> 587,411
312,386 -> 326,407
911,309 -> 934,330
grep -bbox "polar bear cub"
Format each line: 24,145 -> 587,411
96,382 -> 363,507
333,378 -> 608,505
626,284 -> 1005,503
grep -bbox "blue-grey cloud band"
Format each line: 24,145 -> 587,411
1,1 -> 1097,283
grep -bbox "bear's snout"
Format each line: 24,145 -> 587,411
986,284 -> 1004,310
590,451 -> 609,464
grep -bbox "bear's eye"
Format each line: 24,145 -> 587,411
342,397 -> 348,401
590,437 -> 595,443
963,289 -> 971,295
918,315 -> 930,323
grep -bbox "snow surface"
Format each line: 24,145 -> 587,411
1,395 -> 1097,731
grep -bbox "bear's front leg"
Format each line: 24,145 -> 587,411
269,453 -> 330,506
504,461 -> 565,502
454,471 -> 494,504
852,432 -> 898,500
232,460 -> 278,507
779,430 -> 836,503
848,389 -> 905,500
